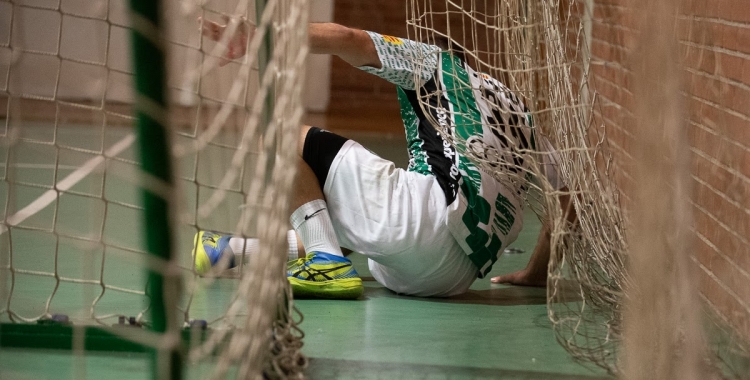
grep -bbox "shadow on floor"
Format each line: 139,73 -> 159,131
306,357 -> 613,380
359,279 -> 583,306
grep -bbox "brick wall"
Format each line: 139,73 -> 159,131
326,1 -> 501,133
586,0 -> 750,338
681,0 -> 750,340
327,0 -> 407,131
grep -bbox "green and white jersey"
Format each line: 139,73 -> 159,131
360,31 -> 537,277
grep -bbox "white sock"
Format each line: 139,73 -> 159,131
289,199 -> 343,257
229,230 -> 300,262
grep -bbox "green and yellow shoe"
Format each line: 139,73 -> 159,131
287,252 -> 363,299
191,231 -> 234,276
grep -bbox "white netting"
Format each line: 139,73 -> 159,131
406,0 -> 749,378
405,0 -> 624,370
0,0 -> 307,378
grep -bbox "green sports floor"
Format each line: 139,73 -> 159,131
0,126 -> 612,379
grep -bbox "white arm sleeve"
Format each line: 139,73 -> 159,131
357,31 -> 441,90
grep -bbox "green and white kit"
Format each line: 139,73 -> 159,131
360,31 -> 554,278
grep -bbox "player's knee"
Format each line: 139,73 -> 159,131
298,125 -> 313,156
302,127 -> 349,191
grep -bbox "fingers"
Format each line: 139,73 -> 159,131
491,272 -> 546,287
491,270 -> 521,283
200,18 -> 224,41
219,45 -> 239,67
198,15 -> 250,66
237,16 -> 248,34
490,275 -> 512,284
219,41 -> 237,67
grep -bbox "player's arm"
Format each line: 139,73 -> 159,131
308,23 -> 381,68
200,18 -> 381,68
199,16 -> 252,66
200,18 -> 437,90
491,190 -> 576,287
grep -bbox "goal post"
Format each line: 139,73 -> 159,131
129,0 -> 181,378
0,0 -> 308,378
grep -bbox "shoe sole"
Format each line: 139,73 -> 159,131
288,277 -> 364,300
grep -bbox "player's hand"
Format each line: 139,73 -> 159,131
490,268 -> 546,287
199,15 -> 254,66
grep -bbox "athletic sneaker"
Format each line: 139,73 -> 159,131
192,231 -> 235,275
287,252 -> 363,299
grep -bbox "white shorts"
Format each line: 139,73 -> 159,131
323,140 -> 478,297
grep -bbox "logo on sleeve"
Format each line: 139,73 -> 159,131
382,35 -> 404,45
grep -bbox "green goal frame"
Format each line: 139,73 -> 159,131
0,1 -> 275,379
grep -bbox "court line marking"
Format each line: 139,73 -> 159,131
0,134 -> 136,235
0,163 -> 80,170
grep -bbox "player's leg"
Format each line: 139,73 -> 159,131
288,125 -> 346,258
318,131 -> 478,297
283,125 -> 366,299
192,230 -> 301,275
191,126 -> 339,273
289,155 -> 343,258
192,125 -> 364,298
190,128 -> 319,275
226,231 -> 352,263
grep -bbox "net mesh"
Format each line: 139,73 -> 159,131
0,0 -> 307,378
406,0 -> 749,377
405,0 -> 624,369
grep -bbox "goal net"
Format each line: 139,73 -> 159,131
406,0 -> 749,377
0,0 -> 307,378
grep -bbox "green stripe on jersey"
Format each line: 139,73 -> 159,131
440,52 -> 511,276
438,53 -> 483,189
398,88 -> 430,174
